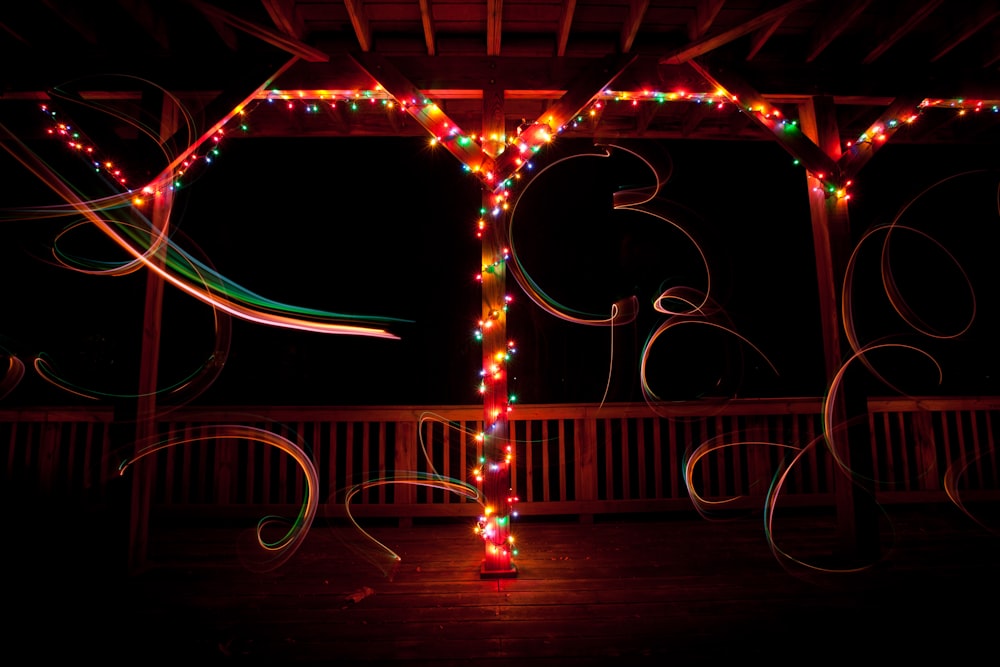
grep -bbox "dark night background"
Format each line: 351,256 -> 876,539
2,115 -> 998,408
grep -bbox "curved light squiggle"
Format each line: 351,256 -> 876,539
29,219 -> 235,404
843,223 -> 974,394
118,424 -> 317,572
764,435 -> 891,578
824,345 -> 942,476
641,312 -> 778,405
343,473 -> 482,562
506,141 -> 684,326
944,450 -> 1000,535
328,412 -> 484,579
0,84 -> 406,340
685,430 -> 892,578
334,411 -> 486,575
684,436 -> 801,519
0,349 -> 25,400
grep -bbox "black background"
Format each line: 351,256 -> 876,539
2,114 -> 998,407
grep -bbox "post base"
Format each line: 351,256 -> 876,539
480,560 -> 518,579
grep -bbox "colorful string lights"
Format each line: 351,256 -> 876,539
24,80 -> 999,579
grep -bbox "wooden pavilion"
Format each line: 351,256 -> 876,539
2,2 -> 1000,662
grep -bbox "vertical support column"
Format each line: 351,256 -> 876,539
478,83 -> 516,577
126,91 -> 177,574
799,96 -> 879,562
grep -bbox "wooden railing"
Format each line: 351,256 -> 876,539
3,398 -> 999,521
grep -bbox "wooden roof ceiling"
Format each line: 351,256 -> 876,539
2,1 -> 999,148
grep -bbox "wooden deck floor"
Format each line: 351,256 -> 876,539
13,502 -> 1000,665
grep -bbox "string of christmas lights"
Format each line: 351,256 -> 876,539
33,87 -> 997,577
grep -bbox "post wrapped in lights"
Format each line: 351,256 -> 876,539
474,228 -> 518,577
33,58 -> 997,578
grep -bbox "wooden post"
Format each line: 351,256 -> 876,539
799,95 -> 879,562
126,91 -> 177,574
478,83 -> 516,577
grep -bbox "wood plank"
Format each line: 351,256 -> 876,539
24,507 -> 997,663
897,411 -> 912,491
557,419 -> 567,501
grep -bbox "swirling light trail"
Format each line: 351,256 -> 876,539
0,120 -> 404,340
118,424 -> 317,572
342,473 -> 482,564
823,342 -> 942,475
640,298 -> 778,405
507,140 -> 690,326
843,223 -> 975,394
0,348 -> 26,400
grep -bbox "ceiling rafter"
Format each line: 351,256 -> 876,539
688,0 -> 725,41
746,17 -> 784,61
43,0 -> 100,45
3,1 -> 997,149
680,102 -> 710,136
929,1 -> 1000,62
344,0 -> 372,53
350,51 -> 487,173
837,95 -> 927,179
487,0 -> 503,57
322,99 -> 352,133
899,105 -> 966,142
621,0 -> 650,54
190,0 -> 329,61
806,0 -> 872,63
118,0 -> 172,51
190,4 -> 240,52
661,0 -> 816,65
633,99 -> 659,135
985,36 -> 1000,68
687,59 -> 841,181
418,0 -> 436,56
862,0 -> 946,64
261,0 -> 305,40
556,0 -> 577,57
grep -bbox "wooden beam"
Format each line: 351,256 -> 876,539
529,54 -> 636,133
746,17 -> 784,61
0,21 -> 29,46
837,96 -> 927,181
685,59 -> 842,183
127,87 -> 177,575
322,98 -> 353,134
155,57 -> 301,182
862,0 -> 946,64
556,0 -> 577,57
343,0 -> 372,52
494,54 -> 637,178
688,0 -> 726,41
680,102 -> 711,136
621,0 -> 650,54
805,0 -> 873,63
350,51 -> 488,176
42,0 -> 100,44
798,95 -> 845,387
198,12 -> 241,52
799,95 -> 879,563
119,0 -> 172,50
985,32 -> 1000,68
189,0 -> 329,61
478,81 -> 514,577
661,0 -> 816,65
929,1 -> 1000,62
261,0 -> 305,40
418,0 -> 436,56
634,99 -> 659,135
487,0 -> 503,56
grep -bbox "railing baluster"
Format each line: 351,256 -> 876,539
3,399 -> 999,519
